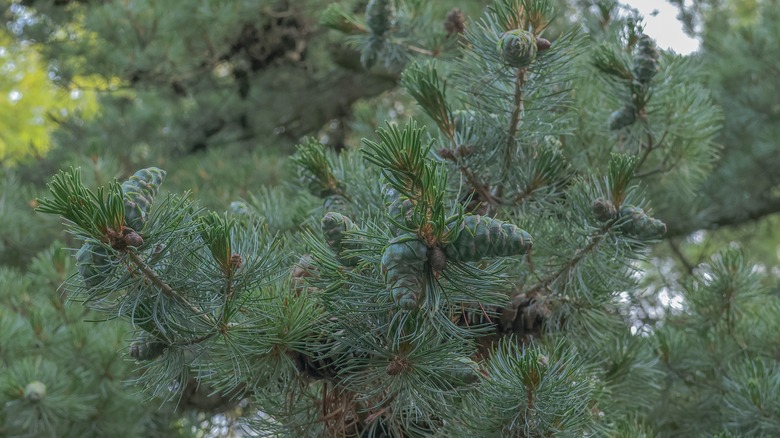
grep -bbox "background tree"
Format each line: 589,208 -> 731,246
3,0 -> 780,437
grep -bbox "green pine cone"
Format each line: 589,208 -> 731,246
608,103 -> 637,130
322,212 -> 360,266
322,212 -> 354,252
121,167 -> 166,231
633,34 -> 659,84
366,0 -> 394,36
381,234 -> 429,310
76,243 -> 114,289
618,205 -> 645,236
617,205 -> 666,239
649,218 -> 667,238
445,215 -> 533,263
497,29 -> 538,68
129,338 -> 168,361
387,196 -> 415,234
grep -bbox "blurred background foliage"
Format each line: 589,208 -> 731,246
1,0 -> 780,435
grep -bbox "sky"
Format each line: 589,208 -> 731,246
621,0 -> 700,54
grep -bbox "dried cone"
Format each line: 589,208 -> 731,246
497,29 -> 537,68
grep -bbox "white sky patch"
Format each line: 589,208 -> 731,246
621,0 -> 700,54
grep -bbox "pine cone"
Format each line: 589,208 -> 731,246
122,167 -> 166,232
322,212 -> 360,266
445,215 -> 533,263
497,29 -> 538,69
76,243 -> 115,289
617,205 -> 667,239
633,34 -> 659,84
382,234 -> 429,310
129,338 -> 168,361
291,254 -> 318,294
608,103 -> 637,130
387,196 -> 416,234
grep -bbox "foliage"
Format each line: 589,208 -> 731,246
0,244 -> 187,437
0,29 -> 96,165
2,0 -> 780,437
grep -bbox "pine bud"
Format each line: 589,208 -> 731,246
122,227 -> 144,247
445,215 -> 533,263
291,254 -> 318,294
608,103 -> 637,130
444,8 -> 466,36
497,29 -> 538,69
230,253 -> 243,271
386,356 -> 409,375
536,37 -> 552,52
592,198 -> 617,222
382,235 -> 428,310
24,381 -> 46,402
428,246 -> 447,272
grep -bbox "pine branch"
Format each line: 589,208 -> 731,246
125,250 -> 217,327
501,68 -> 527,181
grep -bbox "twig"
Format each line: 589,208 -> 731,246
634,128 -> 668,176
501,68 -> 527,180
126,250 -> 217,326
525,220 -> 618,296
667,238 -> 694,275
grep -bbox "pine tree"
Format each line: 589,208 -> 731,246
6,0 -> 780,437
